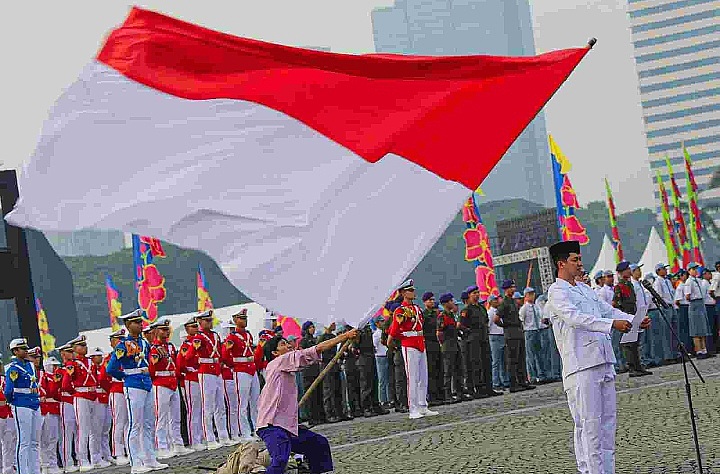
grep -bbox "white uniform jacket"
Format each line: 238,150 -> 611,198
547,278 -> 634,384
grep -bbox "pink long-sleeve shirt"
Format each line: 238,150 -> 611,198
256,346 -> 320,436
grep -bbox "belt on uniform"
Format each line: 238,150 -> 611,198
186,367 -> 197,372
14,388 -> 38,394
61,392 -> 72,397
125,368 -> 149,375
44,398 -> 59,403
112,377 -> 122,383
0,401 -> 6,406
401,331 -> 421,337
198,358 -> 218,364
232,357 -> 254,363
155,370 -> 175,377
74,386 -> 96,393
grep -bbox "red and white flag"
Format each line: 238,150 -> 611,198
6,8 -> 591,327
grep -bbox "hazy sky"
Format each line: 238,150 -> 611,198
0,0 -> 653,213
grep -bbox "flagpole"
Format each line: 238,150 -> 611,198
298,340 -> 352,408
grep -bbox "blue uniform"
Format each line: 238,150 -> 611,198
5,357 -> 41,474
106,335 -> 152,392
4,357 -> 40,410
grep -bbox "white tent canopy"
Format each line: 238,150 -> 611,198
588,234 -> 616,285
638,227 -> 667,273
80,302 -> 270,352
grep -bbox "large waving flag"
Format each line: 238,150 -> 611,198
665,157 -> 691,267
132,234 -> 167,324
656,171 -> 681,272
462,194 -> 499,302
105,274 -> 122,331
5,8 -> 592,327
35,297 -> 56,355
197,265 -> 214,312
549,135 -> 589,245
683,145 -> 704,266
604,178 -> 624,264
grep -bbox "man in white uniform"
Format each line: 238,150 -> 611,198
546,240 -> 649,474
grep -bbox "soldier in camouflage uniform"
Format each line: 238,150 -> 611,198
382,305 -> 408,413
421,292 -> 444,406
355,324 -> 390,417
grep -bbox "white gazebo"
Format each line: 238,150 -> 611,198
638,227 -> 668,273
588,234 -> 617,285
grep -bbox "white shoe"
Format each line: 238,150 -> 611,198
239,436 -> 256,443
156,449 -> 175,460
78,465 -> 94,473
130,467 -> 153,474
146,461 -> 169,471
64,466 -> 80,473
190,444 -> 206,452
408,412 -> 423,419
95,460 -> 113,468
419,408 -> 439,417
172,445 -> 194,456
220,438 -> 235,447
206,441 -> 222,450
114,456 -> 131,466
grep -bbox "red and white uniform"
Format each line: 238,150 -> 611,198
104,353 -> 128,459
188,329 -> 229,444
39,370 -> 61,472
176,337 -> 203,447
389,301 -> 430,416
0,374 -> 17,474
220,363 -> 239,439
149,341 -> 184,452
63,356 -> 102,467
57,363 -> 77,471
94,361 -> 113,463
222,329 -> 260,439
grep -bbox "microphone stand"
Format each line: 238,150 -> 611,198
642,279 -> 705,473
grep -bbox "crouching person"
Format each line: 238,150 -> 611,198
257,328 -> 358,474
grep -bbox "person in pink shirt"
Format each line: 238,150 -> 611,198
257,328 -> 358,474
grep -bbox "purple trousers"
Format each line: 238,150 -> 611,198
258,425 -> 333,474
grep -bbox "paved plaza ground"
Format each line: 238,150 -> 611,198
97,356 -> 720,474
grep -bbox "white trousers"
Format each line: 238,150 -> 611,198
152,386 -> 183,450
109,392 -> 128,457
401,346 -> 429,415
99,404 -> 112,461
233,372 -> 260,438
181,381 -> 203,446
0,416 -> 17,474
13,406 -> 41,474
198,373 -> 228,443
73,397 -> 101,467
222,379 -> 239,439
40,413 -> 60,469
59,402 -> 76,469
124,387 -> 157,468
565,363 -> 617,474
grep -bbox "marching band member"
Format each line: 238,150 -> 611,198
39,357 -> 62,474
63,336 -> 107,471
0,354 -> 17,474
90,347 -> 114,465
188,311 -> 231,449
5,338 -> 41,474
222,309 -> 261,441
148,319 -> 193,459
219,321 -> 240,442
176,317 -> 204,451
106,329 -> 130,465
57,344 -> 78,472
107,309 -> 169,474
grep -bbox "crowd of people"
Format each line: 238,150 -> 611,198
1,257 -> 719,474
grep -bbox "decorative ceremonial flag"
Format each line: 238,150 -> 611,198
604,178 -> 624,264
35,297 -> 56,355
276,315 -> 303,339
462,194 -> 499,301
132,234 -> 167,324
105,274 -> 122,331
197,265 -> 220,327
665,157 -> 691,267
656,171 -> 681,272
549,135 -> 589,244
5,8 -> 592,327
683,145 -> 704,266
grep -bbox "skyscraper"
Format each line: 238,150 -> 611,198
627,0 -> 720,223
371,0 -> 555,207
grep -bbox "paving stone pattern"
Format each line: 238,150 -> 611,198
97,357 -> 720,474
